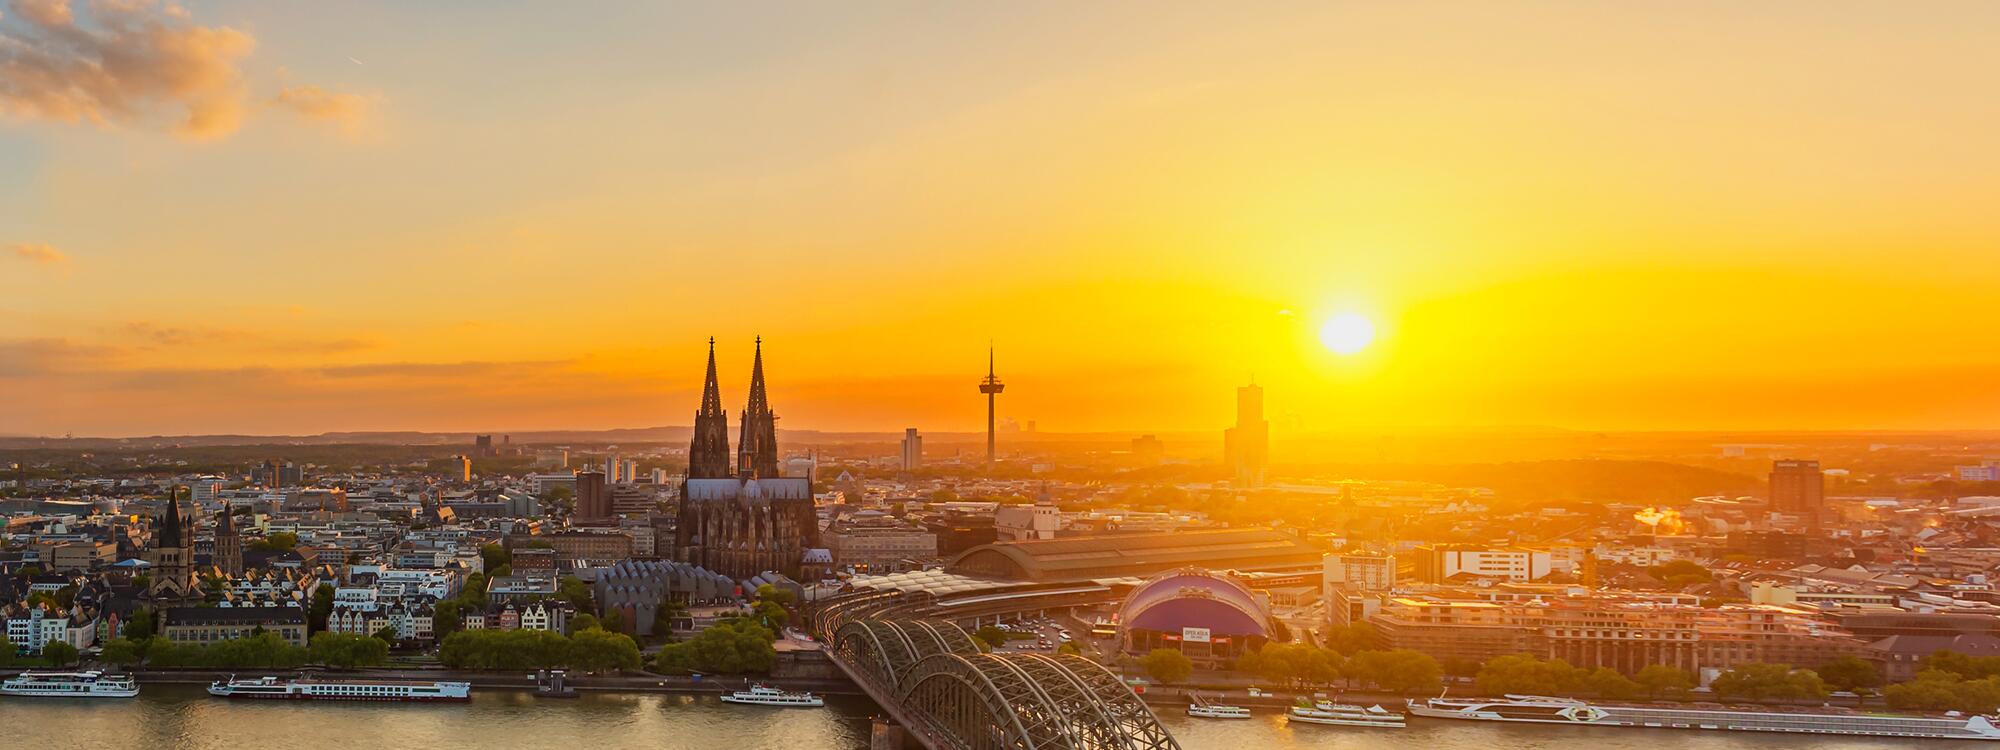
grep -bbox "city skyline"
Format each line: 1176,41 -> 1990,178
8,2 -> 2000,437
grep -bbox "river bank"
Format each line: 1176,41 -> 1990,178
1,666 -> 866,696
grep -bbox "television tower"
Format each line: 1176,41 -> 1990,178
979,345 -> 1004,464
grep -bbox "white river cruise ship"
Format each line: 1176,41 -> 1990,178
1409,694 -> 2000,741
207,675 -> 471,702
721,684 -> 824,707
1,670 -> 140,698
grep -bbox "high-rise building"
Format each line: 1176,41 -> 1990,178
978,346 -> 1004,464
1222,383 -> 1269,487
474,434 -> 495,457
900,428 -> 923,471
576,470 -> 610,522
450,455 -> 472,483
255,459 -> 301,489
674,338 -> 821,579
603,455 -> 622,484
1770,459 -> 1826,531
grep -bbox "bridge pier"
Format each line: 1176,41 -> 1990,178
870,716 -> 912,750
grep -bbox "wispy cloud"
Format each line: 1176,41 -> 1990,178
271,84 -> 372,137
117,321 -> 379,355
8,242 -> 69,273
0,0 -> 372,140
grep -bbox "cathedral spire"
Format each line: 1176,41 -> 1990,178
737,337 -> 780,479
688,337 -> 733,479
158,489 -> 184,549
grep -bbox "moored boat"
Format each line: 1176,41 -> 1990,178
1186,692 -> 1252,719
721,684 -> 824,707
1287,697 -> 1406,728
1408,694 -> 2000,741
206,675 -> 471,702
1,670 -> 140,698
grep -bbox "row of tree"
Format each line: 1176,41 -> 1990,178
92,631 -> 390,669
0,637 -> 79,667
437,627 -> 642,671
1229,642 -> 1444,693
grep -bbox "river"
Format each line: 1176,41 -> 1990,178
2,685 -> 1980,749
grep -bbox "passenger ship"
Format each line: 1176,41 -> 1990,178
207,675 -> 471,702
1409,694 -> 2000,741
1,670 -> 140,698
1287,698 -> 1407,728
720,684 -> 824,707
1186,693 -> 1252,719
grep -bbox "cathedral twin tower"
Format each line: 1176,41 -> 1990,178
672,338 -> 821,581
688,337 -> 780,481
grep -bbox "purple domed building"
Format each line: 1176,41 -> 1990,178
1116,568 -> 1275,663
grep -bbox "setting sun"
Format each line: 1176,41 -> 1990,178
1319,313 -> 1377,355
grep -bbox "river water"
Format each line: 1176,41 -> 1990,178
1,685 -> 1977,750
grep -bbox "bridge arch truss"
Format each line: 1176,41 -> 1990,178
829,617 -> 1180,750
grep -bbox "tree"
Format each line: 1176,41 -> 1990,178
1923,650 -> 2000,681
461,572 -> 490,609
1711,663 -> 1828,702
652,597 -> 688,641
755,583 -> 797,607
1817,655 -> 1884,693
1477,654 -> 1583,696
571,614 -> 602,633
1322,622 -> 1378,656
373,626 -> 400,643
124,608 -> 156,640
652,618 -> 778,675
1347,649 -> 1442,694
1635,664 -> 1696,698
1057,641 -> 1082,656
975,626 -> 1010,649
309,584 -> 336,633
249,531 -> 300,552
558,576 -> 595,614
433,600 -> 464,641
0,637 -> 17,667
566,627 -> 643,672
1140,648 -> 1194,685
309,632 -> 390,669
1583,667 -> 1641,699
99,638 -> 143,667
1886,670 -> 2000,714
480,543 -> 511,572
42,640 -> 79,667
750,600 -> 789,632
488,564 -> 512,579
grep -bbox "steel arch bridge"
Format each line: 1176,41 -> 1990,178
829,618 -> 1181,750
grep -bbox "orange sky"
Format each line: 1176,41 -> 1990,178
4,2 -> 2000,437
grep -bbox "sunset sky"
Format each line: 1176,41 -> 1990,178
5,1 -> 2000,437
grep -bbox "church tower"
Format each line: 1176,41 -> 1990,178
736,337 -> 780,479
214,506 -> 243,576
688,337 -> 733,479
145,491 -> 200,600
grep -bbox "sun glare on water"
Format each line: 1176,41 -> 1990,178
1319,313 -> 1376,355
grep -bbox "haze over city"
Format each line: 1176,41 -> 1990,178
7,1 -> 2000,437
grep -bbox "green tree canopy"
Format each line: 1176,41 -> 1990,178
308,632 -> 391,669
652,618 -> 778,675
42,640 -> 79,667
1817,655 -> 1884,692
1140,648 -> 1194,685
1711,663 -> 1828,702
1635,664 -> 1696,698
